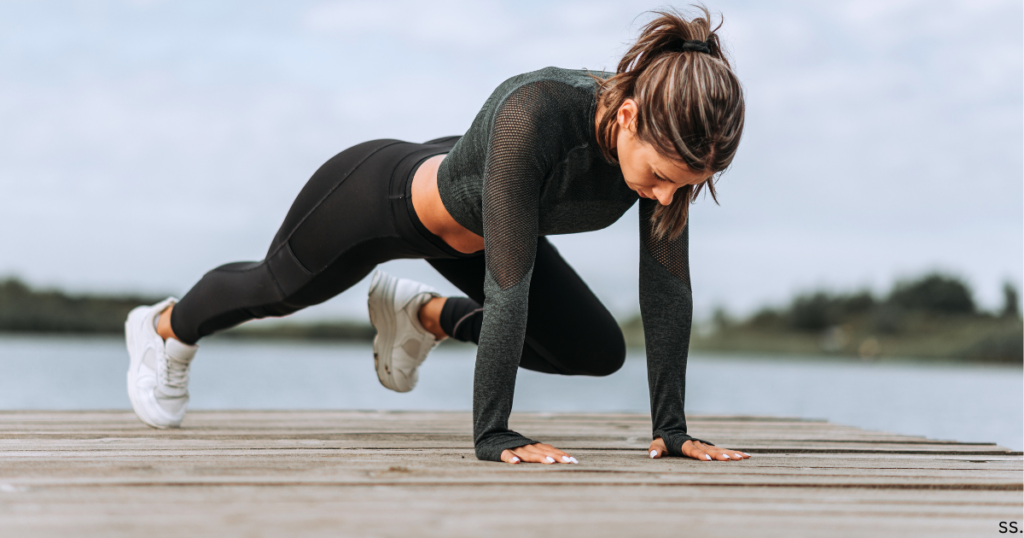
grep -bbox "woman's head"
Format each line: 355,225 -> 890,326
594,6 -> 745,239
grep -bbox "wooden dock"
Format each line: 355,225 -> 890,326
0,411 -> 1020,537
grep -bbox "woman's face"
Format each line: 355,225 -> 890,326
613,99 -> 711,206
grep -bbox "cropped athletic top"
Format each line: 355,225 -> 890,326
437,67 -> 698,461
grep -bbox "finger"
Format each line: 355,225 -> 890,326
529,444 -> 577,464
684,438 -> 708,459
526,447 -> 557,465
514,445 -> 576,464
709,447 -> 747,461
538,445 -> 577,464
516,449 -> 551,464
681,441 -> 750,462
718,447 -> 744,460
540,450 -> 574,464
691,440 -> 712,454
524,447 -> 561,462
649,438 -> 667,459
500,449 -> 521,464
710,447 -> 740,461
681,442 -> 712,462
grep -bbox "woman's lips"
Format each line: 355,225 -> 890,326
628,182 -> 649,198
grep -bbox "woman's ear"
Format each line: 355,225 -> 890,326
616,98 -> 639,134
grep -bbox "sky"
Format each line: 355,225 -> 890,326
0,0 -> 1021,323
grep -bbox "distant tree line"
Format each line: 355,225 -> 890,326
745,274 -> 1020,333
0,277 -> 374,340
0,278 -> 163,334
4,273 -> 1022,362
703,273 -> 1022,363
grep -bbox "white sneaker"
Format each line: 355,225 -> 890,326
124,297 -> 198,428
367,271 -> 443,392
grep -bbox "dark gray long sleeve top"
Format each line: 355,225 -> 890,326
437,67 -> 698,461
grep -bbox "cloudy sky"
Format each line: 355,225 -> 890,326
0,0 -> 1020,322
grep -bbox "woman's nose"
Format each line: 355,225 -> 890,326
653,184 -> 678,206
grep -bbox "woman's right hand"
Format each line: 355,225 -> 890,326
500,442 -> 578,464
649,437 -> 750,461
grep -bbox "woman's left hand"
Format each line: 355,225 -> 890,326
648,437 -> 750,461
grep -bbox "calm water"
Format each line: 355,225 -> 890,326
0,335 -> 1020,450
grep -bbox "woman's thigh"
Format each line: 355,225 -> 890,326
172,140 -> 434,342
429,238 -> 626,376
270,139 -> 406,275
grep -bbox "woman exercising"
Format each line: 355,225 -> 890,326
124,8 -> 748,464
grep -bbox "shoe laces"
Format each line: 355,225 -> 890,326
158,350 -> 191,392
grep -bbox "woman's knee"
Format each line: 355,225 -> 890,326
524,326 -> 625,377
586,328 -> 627,376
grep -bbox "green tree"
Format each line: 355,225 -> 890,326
1002,282 -> 1020,318
887,273 -> 974,314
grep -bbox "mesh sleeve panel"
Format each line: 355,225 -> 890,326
482,81 -> 568,290
638,198 -> 691,287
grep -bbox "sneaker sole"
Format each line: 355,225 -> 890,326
368,272 -> 402,392
125,306 -> 158,428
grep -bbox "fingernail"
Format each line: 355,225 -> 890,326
723,454 -> 730,459
705,455 -> 711,460
733,454 -> 742,459
650,450 -> 657,459
545,456 -> 555,463
570,457 -> 578,464
742,452 -> 751,457
561,456 -> 571,463
511,457 -> 519,463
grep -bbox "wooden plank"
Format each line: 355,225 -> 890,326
1,456 -> 1018,490
0,485 -> 1019,538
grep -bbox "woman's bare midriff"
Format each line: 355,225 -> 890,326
411,154 -> 485,255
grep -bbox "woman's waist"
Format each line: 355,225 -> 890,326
398,140 -> 482,259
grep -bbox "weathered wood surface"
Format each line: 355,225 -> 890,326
0,411 -> 1020,537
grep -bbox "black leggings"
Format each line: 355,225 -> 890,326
171,138 -> 626,376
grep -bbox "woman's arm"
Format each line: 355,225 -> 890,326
637,199 -> 749,461
471,82 -> 572,462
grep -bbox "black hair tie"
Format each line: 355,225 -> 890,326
667,39 -> 711,54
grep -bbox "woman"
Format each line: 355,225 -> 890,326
124,8 -> 749,465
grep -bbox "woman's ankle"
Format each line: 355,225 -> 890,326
156,306 -> 180,342
418,296 -> 448,341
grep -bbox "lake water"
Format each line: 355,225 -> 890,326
0,335 -> 1020,450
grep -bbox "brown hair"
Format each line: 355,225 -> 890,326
594,6 -> 745,240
